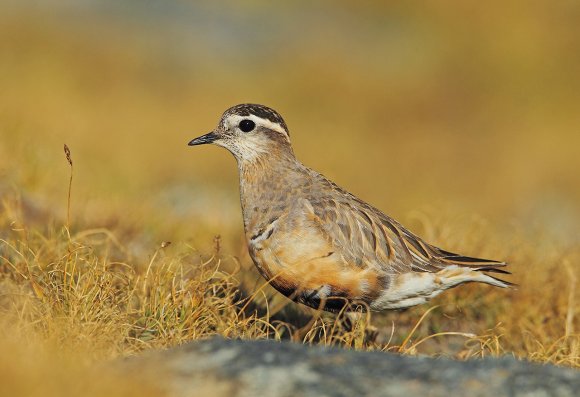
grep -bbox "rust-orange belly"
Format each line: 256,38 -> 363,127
248,235 -> 386,312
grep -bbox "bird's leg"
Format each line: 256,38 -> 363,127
342,311 -> 378,344
344,311 -> 398,346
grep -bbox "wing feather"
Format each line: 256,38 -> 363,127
305,171 -> 509,278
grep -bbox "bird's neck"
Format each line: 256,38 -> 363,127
237,152 -> 304,233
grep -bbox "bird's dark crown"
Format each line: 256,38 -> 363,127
223,104 -> 289,135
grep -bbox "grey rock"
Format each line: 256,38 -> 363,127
120,337 -> 580,397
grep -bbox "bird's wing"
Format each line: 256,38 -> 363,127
309,194 -> 427,274
306,176 -> 509,276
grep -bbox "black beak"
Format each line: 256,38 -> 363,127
188,131 -> 218,146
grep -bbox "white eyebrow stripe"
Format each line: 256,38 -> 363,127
226,114 -> 289,138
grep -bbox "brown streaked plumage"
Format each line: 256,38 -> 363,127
188,104 -> 512,313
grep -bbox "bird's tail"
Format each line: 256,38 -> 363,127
434,249 -> 514,288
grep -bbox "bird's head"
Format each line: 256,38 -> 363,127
188,104 -> 294,164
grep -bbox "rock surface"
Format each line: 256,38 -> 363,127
120,337 -> 580,397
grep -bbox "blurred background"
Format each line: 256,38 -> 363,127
1,0 -> 579,353
2,1 -> 579,249
2,0 -> 580,236
0,0 -> 580,290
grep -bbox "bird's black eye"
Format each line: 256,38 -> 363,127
239,119 -> 255,132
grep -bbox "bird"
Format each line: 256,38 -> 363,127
188,104 -> 512,313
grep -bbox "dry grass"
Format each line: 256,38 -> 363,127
1,2 -> 579,395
